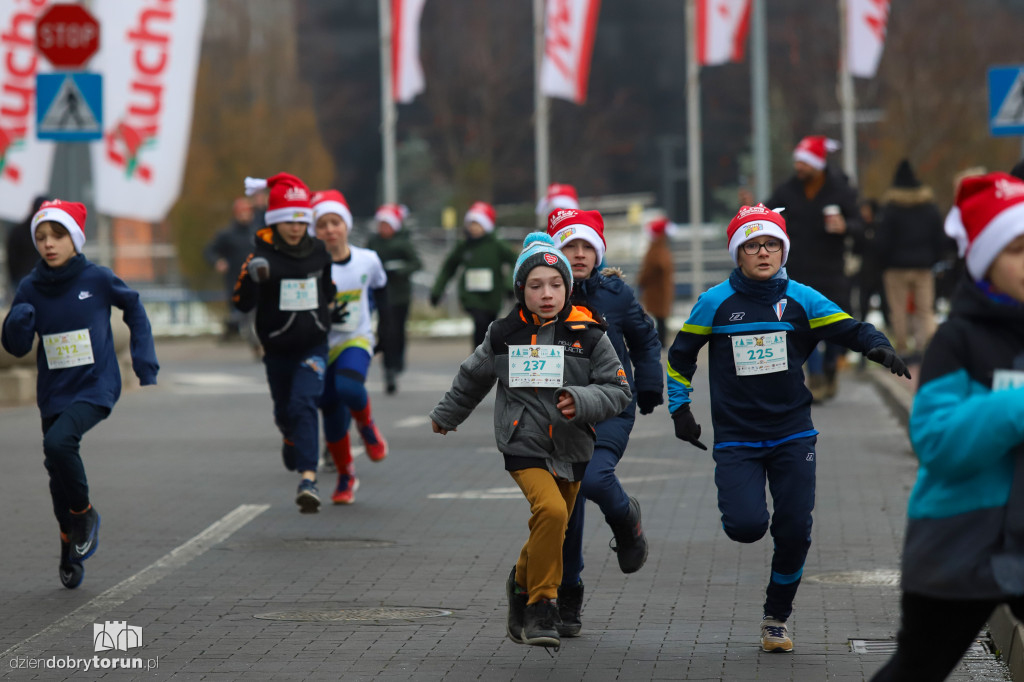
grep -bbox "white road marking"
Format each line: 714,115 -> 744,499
395,416 -> 431,428
428,473 -> 696,500
0,504 -> 270,659
166,372 -> 266,395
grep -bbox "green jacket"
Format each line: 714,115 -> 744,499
431,232 -> 517,314
367,231 -> 421,307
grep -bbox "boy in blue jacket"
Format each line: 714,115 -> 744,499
871,173 -> 1024,681
667,204 -> 909,652
2,199 -> 159,589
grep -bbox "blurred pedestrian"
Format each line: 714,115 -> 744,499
233,173 -> 335,514
876,159 -> 947,361
764,135 -> 862,402
870,172 -> 1024,681
312,190 -> 389,505
1,199 -> 158,589
204,197 -> 259,352
5,195 -> 48,300
851,198 -> 888,326
636,217 -> 675,347
536,183 -> 580,219
668,203 -> 908,654
368,203 -> 421,394
430,202 -> 517,347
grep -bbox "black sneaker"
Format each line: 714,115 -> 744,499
59,533 -> 83,589
522,598 -> 560,648
282,439 -> 298,471
609,496 -> 648,573
385,369 -> 398,395
68,506 -> 100,562
557,581 -> 584,637
296,480 -> 321,514
505,566 -> 527,643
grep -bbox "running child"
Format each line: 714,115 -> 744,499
312,190 -> 389,504
667,203 -> 910,652
2,199 -> 159,589
234,173 -> 335,513
429,233 -> 631,649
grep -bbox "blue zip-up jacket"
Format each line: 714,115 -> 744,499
573,268 -> 663,456
2,255 -> 158,418
901,276 -> 1024,599
666,268 -> 889,446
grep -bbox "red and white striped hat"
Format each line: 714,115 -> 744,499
536,183 -> 580,216
793,136 -> 840,171
464,201 -> 496,233
945,172 -> 1024,281
725,204 -> 790,266
311,190 -> 353,228
245,173 -> 313,225
375,204 -> 409,231
32,199 -> 87,253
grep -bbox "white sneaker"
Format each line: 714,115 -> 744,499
760,617 -> 793,652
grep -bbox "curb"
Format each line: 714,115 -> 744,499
865,368 -> 1024,680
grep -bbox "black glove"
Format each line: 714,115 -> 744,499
248,257 -> 270,283
637,391 -> 663,415
866,346 -> 912,379
330,301 -> 349,325
429,292 -> 441,307
672,404 -> 707,450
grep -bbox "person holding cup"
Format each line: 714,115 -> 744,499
763,135 -> 862,401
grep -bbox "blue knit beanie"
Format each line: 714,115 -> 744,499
512,232 -> 573,308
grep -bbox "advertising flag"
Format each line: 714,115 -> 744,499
846,0 -> 889,78
696,0 -> 752,66
0,0 -> 55,221
392,0 -> 428,103
91,0 -> 206,222
540,0 -> 601,105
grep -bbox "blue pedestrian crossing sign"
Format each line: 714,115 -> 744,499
36,72 -> 103,141
989,65 -> 1024,137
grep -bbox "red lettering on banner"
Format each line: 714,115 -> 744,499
0,1 -> 48,183
106,0 -> 174,182
863,0 -> 889,42
545,0 -> 573,80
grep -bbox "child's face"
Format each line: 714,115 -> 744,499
523,265 -> 566,319
34,221 -> 76,268
315,213 -> 348,249
737,236 -> 783,281
275,221 -> 308,246
987,234 -> 1024,303
465,221 -> 486,239
377,221 -> 395,239
561,239 -> 597,280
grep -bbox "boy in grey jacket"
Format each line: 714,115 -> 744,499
430,233 -> 631,649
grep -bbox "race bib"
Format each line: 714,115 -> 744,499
280,277 -> 318,311
464,268 -> 494,292
993,369 -> 1024,392
42,328 -> 94,370
509,345 -> 564,387
333,290 -> 362,333
731,332 -> 788,376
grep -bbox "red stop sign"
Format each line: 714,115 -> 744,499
35,4 -> 100,68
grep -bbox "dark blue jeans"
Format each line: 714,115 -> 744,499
561,445 -> 631,586
41,402 -> 111,532
263,346 -> 327,473
713,436 -> 817,621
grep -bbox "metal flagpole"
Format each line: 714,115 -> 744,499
686,0 -> 704,296
379,0 -> 398,204
750,0 -> 771,200
534,0 -> 550,227
838,0 -> 858,184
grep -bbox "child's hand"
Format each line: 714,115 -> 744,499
248,257 -> 270,283
556,391 -> 576,419
432,419 -> 456,435
8,302 -> 36,330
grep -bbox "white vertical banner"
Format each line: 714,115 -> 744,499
392,0 -> 427,104
696,0 -> 752,66
540,0 -> 601,105
91,0 -> 206,222
846,0 -> 889,78
0,0 -> 55,221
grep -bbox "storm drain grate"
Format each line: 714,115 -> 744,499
254,607 -> 451,622
851,639 -> 989,657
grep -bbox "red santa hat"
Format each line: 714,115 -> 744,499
32,199 -> 86,254
464,201 -> 496,233
646,216 -> 676,238
944,172 -> 1024,281
245,173 -> 313,225
793,136 -> 840,171
311,190 -> 353,229
375,204 -> 408,231
546,208 -> 606,265
726,203 -> 790,266
537,183 -> 580,216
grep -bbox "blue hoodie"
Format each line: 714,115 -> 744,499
2,255 -> 159,418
